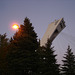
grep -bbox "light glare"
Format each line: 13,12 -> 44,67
12,24 -> 19,29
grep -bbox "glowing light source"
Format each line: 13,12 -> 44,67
12,24 -> 19,29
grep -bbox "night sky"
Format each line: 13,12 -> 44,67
0,0 -> 75,64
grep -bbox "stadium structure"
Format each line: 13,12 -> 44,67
40,18 -> 66,46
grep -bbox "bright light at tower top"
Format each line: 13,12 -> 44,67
12,24 -> 19,29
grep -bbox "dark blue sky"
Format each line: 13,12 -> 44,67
0,0 -> 75,64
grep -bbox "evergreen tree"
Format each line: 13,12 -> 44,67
37,39 -> 60,75
7,17 -> 38,74
12,17 -> 38,51
0,33 -> 8,48
61,46 -> 75,75
0,33 -> 9,74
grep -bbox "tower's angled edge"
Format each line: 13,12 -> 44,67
40,18 -> 66,46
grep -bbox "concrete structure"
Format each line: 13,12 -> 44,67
40,18 -> 66,46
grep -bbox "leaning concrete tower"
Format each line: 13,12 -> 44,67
40,18 -> 66,46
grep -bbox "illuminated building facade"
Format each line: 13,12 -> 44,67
40,18 -> 66,46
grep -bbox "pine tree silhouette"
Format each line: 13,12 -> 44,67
0,33 -> 9,75
7,17 -> 38,75
37,38 -> 60,75
61,46 -> 75,75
